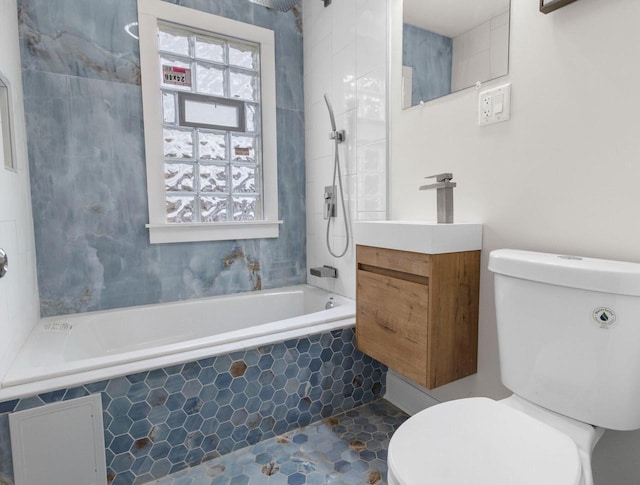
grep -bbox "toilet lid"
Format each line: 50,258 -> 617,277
388,398 -> 583,485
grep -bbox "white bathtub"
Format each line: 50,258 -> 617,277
0,285 -> 355,401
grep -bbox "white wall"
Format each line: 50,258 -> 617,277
303,0 -> 388,299
0,0 -> 39,381
389,0 -> 640,481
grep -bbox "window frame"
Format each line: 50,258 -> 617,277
138,0 -> 280,244
0,72 -> 16,172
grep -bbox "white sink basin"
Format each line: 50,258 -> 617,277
353,220 -> 483,254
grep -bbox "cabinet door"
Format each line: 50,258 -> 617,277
356,270 -> 429,386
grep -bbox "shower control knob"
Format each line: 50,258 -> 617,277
0,248 -> 7,278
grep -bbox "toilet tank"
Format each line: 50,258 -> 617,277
488,249 -> 640,431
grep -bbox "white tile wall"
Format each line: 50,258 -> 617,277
357,140 -> 387,213
305,35 -> 332,106
330,0 -> 356,55
0,0 -> 40,381
331,44 -> 357,116
335,109 -> 356,175
355,0 -> 388,78
356,66 -> 387,146
303,0 -> 388,299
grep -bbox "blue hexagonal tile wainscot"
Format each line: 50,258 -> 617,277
0,329 -> 386,484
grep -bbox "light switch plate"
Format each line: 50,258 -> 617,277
478,83 -> 511,126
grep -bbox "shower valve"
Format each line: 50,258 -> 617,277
324,185 -> 337,219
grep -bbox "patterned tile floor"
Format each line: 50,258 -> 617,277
147,399 -> 408,485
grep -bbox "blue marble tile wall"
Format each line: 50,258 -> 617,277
402,23 -> 452,106
0,329 -> 386,485
17,0 -> 306,317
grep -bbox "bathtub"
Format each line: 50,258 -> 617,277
0,284 -> 355,400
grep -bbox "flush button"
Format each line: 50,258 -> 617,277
0,248 -> 7,278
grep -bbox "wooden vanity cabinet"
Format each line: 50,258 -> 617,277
356,245 -> 480,389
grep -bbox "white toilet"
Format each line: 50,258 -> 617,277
387,249 -> 640,485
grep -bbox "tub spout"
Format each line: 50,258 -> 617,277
310,265 -> 337,278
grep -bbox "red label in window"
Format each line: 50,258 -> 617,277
162,65 -> 192,87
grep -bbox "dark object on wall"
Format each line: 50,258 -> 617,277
540,0 -> 579,14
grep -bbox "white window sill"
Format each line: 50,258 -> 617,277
146,220 -> 282,244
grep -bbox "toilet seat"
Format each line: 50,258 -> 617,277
388,397 -> 584,485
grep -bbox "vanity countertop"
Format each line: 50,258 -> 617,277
353,220 -> 482,254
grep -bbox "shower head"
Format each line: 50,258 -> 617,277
248,0 -> 301,12
323,94 -> 337,132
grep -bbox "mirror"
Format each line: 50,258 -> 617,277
401,0 -> 510,109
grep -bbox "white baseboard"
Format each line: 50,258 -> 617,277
385,369 -> 440,416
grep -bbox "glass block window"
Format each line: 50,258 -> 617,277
139,0 -> 279,244
159,23 -> 262,224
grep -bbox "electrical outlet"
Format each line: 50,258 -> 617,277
481,95 -> 492,119
478,83 -> 511,126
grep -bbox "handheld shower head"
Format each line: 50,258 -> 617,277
323,93 -> 349,258
323,93 -> 337,132
323,93 -> 345,144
